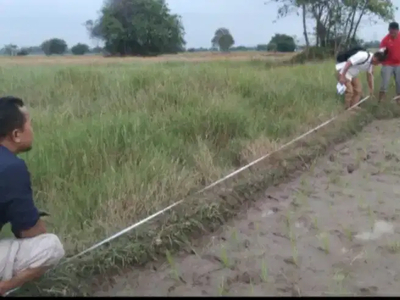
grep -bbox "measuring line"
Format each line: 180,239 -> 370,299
392,95 -> 400,102
5,95 -> 370,296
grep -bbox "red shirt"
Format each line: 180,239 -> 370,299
380,34 -> 400,66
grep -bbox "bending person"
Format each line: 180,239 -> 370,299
336,49 -> 388,109
0,96 -> 65,295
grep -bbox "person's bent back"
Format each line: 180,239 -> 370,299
335,48 -> 388,109
0,96 -> 65,295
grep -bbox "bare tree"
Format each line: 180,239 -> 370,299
273,0 -> 397,52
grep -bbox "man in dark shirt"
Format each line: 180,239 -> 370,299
0,96 -> 64,295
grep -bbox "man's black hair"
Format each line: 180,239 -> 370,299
389,22 -> 399,30
0,96 -> 26,139
374,48 -> 389,62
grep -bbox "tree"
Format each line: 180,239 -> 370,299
267,42 -> 277,52
187,47 -> 209,52
211,28 -> 235,52
85,0 -> 185,56
363,40 -> 380,49
71,43 -> 90,55
3,44 -> 18,56
272,0 -> 311,47
16,48 -> 29,56
268,34 -> 296,52
90,46 -> 103,54
231,45 -> 253,51
272,0 -> 397,52
41,38 -> 67,56
25,46 -> 43,55
256,44 -> 269,51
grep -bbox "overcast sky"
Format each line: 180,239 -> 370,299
0,0 -> 396,48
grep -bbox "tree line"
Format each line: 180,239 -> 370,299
0,42 -> 103,56
273,0 -> 396,53
1,0 -> 396,57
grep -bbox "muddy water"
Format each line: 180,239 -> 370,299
95,119 -> 400,296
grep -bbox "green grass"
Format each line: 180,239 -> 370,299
0,58 -> 389,295
0,60 -> 342,252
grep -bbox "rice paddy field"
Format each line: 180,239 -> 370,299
1,51 -> 399,296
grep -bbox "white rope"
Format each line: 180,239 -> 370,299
392,95 -> 400,102
5,95 -> 370,296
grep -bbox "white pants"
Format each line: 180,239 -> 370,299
0,234 -> 65,281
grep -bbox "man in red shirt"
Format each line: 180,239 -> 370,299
379,22 -> 400,102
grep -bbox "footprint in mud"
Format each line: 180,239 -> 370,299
346,164 -> 357,174
385,153 -> 400,162
227,271 -> 262,285
358,286 -> 378,296
283,257 -> 298,266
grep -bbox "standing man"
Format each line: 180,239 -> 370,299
0,96 -> 65,295
379,22 -> 400,102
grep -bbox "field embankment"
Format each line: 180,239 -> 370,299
96,118 -> 400,296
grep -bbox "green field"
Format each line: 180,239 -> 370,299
0,57 -> 384,294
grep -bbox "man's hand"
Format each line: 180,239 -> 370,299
17,219 -> 47,239
339,74 -> 347,85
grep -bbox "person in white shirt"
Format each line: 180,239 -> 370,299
336,49 -> 388,109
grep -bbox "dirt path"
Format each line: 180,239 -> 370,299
95,119 -> 400,296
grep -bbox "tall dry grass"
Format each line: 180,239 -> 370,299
0,59 -> 347,255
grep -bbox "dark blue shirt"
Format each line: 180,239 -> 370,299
0,145 -> 39,237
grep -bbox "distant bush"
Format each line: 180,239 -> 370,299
290,46 -> 334,64
256,44 -> 269,51
71,43 -> 90,55
16,48 -> 29,56
268,34 -> 296,52
41,38 -> 68,56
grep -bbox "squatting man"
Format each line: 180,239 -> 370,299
0,96 -> 65,295
336,48 -> 388,109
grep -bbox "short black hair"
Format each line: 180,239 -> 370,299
374,48 -> 389,62
0,96 -> 26,139
389,22 -> 399,30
